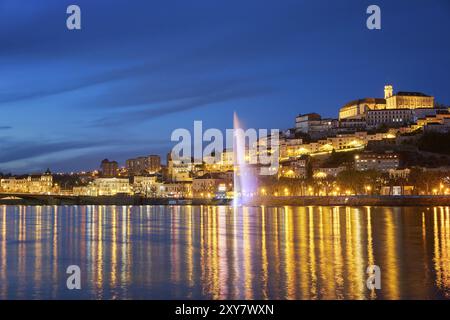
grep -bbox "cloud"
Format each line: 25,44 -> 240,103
91,84 -> 275,128
0,62 -> 153,105
32,143 -> 172,173
0,0 -> 301,106
0,135 -> 173,173
0,139 -> 103,163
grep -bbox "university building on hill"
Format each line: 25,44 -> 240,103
338,84 -> 434,122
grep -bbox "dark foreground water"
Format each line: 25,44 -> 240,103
0,205 -> 449,300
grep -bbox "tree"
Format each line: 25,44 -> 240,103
337,169 -> 365,195
418,131 -> 450,155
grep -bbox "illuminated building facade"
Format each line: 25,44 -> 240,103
339,98 -> 386,120
366,108 -> 414,127
0,170 -> 55,194
167,153 -> 194,182
160,183 -> 192,198
339,85 -> 434,121
385,89 -> 434,110
126,155 -> 161,175
192,173 -> 228,198
132,176 -> 160,196
355,151 -> 400,172
279,158 -> 308,179
92,178 -> 131,196
313,166 -> 346,178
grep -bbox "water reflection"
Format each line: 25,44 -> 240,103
0,205 -> 449,299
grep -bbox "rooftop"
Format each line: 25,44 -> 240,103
342,98 -> 386,109
395,91 -> 431,97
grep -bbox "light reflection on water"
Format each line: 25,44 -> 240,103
0,205 -> 449,300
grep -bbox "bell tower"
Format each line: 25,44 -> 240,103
384,85 -> 393,99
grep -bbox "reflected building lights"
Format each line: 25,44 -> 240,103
307,207 -> 317,299
0,205 -> 448,299
96,206 -> 104,291
1,206 -> 7,298
111,206 -> 117,288
260,205 -> 268,299
384,209 -> 400,299
284,206 -> 295,299
366,207 -> 377,299
242,206 -> 252,300
331,207 -> 344,299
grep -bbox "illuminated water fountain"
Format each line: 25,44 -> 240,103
233,112 -> 258,206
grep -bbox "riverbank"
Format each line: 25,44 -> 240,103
245,195 -> 450,207
1,193 -> 450,206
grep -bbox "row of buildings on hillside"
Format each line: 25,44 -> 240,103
0,169 -> 58,194
100,154 -> 162,177
295,85 -> 450,139
2,84 -> 449,198
71,172 -> 232,198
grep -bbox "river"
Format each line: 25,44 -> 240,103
0,205 -> 449,299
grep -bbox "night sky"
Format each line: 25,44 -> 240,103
1,0 -> 449,173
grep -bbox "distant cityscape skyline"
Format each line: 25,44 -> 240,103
1,80 -> 447,175
1,0 -> 450,173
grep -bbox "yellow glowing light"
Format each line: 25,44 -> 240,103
298,147 -> 309,154
321,144 -> 333,151
314,172 -> 327,179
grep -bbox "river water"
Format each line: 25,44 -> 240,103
0,205 -> 449,299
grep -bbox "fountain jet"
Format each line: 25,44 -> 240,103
233,112 -> 257,206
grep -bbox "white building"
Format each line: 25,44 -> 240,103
366,108 -> 414,127
92,178 -> 131,196
295,113 -> 337,139
160,183 -> 192,198
167,154 -> 194,182
0,170 -> 55,194
132,176 -> 161,197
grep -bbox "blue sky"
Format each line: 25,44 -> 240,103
0,0 -> 449,173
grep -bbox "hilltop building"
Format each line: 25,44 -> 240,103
339,85 -> 434,122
